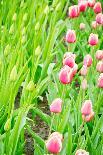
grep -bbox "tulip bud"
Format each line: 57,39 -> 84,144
46,132 -> 62,154
78,1 -> 87,12
72,63 -> 78,76
63,56 -> 75,68
80,65 -> 88,76
63,52 -> 76,60
98,73 -> 103,88
96,13 -> 103,25
4,44 -> 11,56
75,149 -> 89,155
50,98 -> 62,113
68,5 -> 80,18
65,29 -> 76,43
4,118 -> 11,131
88,0 -> 95,8
49,132 -> 63,141
23,13 -> 28,22
26,80 -> 35,91
88,33 -> 98,46
9,24 -> 14,34
81,100 -> 94,122
12,13 -> 17,21
10,66 -> 17,82
35,22 -> 40,31
81,78 -> 88,90
96,50 -> 103,60
59,65 -> 73,84
35,46 -> 41,56
91,21 -> 98,29
93,2 -> 102,14
96,61 -> 103,73
83,54 -> 92,67
80,23 -> 85,30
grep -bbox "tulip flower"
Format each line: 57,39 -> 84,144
83,54 -> 92,67
59,65 -> 73,84
65,29 -> 76,43
72,63 -> 78,76
75,149 -> 89,155
46,132 -> 62,154
96,13 -> 103,25
93,2 -> 102,14
80,23 -> 85,30
50,98 -> 62,113
63,56 -> 75,68
88,33 -> 98,46
63,52 -> 76,60
88,0 -> 95,8
81,79 -> 88,90
96,50 -> 103,60
96,61 -> 103,73
91,21 -> 98,29
79,1 -> 87,12
98,73 -> 103,88
81,100 -> 94,122
49,132 -> 63,141
80,65 -> 88,76
68,5 -> 80,18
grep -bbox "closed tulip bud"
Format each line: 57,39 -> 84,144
35,46 -> 41,56
10,66 -> 17,82
26,80 -> 35,91
65,30 -> 76,43
93,2 -> 102,14
68,5 -> 80,18
80,23 -> 85,30
44,5 -> 49,14
75,149 -> 89,155
63,56 -> 75,68
4,118 -> 11,131
9,24 -> 14,34
98,73 -> 103,88
50,98 -> 62,113
81,100 -> 94,122
96,13 -> 103,25
59,65 -> 73,84
96,61 -> 103,73
88,0 -> 95,8
80,65 -> 88,76
4,44 -> 11,56
23,13 -> 28,22
35,22 -> 40,31
72,63 -> 78,76
83,54 -> 92,67
91,21 -> 98,29
88,33 -> 98,46
49,132 -> 63,141
81,79 -> 88,90
12,13 -> 17,21
79,1 -> 87,12
46,132 -> 62,154
63,52 -> 76,60
96,50 -> 103,60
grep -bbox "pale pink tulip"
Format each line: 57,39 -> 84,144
88,33 -> 98,46
91,21 -> 98,29
80,65 -> 88,76
96,13 -> 103,25
98,73 -> 103,88
81,79 -> 88,90
75,149 -> 89,155
65,29 -> 76,43
69,5 -> 80,18
50,98 -> 62,113
96,61 -> 103,73
83,54 -> 92,67
80,23 -> 85,30
93,2 -> 102,14
96,50 -> 103,60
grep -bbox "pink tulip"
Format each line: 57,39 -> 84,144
63,52 -> 76,60
81,100 -> 94,122
98,73 -> 103,88
59,65 -> 73,84
75,149 -> 89,155
80,23 -> 85,30
50,98 -> 62,113
96,50 -> 103,60
83,54 -> 92,67
91,21 -> 98,29
96,13 -> 103,25
49,132 -> 63,141
63,56 -> 75,68
93,2 -> 102,14
80,65 -> 88,76
46,133 -> 62,154
69,5 -> 80,18
88,0 -> 95,8
72,63 -> 78,76
88,33 -> 98,46
96,61 -> 103,73
65,30 -> 76,43
79,1 -> 87,12
81,79 -> 88,90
